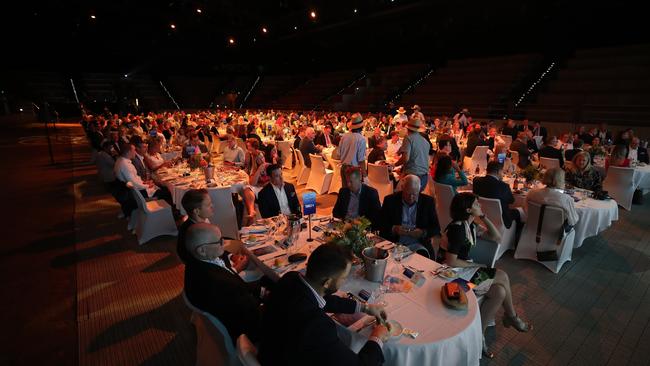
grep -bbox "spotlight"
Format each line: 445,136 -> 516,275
310,11 -> 317,19
90,15 -> 96,19
262,27 -> 267,33
228,38 -> 235,44
353,9 -> 358,13
294,26 -> 298,30
170,24 -> 176,29
124,74 -> 128,78
19,108 -> 23,112
196,8 -> 202,13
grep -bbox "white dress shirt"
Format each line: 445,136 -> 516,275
628,147 -> 638,162
526,188 -> 579,226
114,156 -> 156,197
387,139 -> 402,158
272,184 -> 292,215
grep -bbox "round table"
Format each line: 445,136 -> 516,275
633,164 -> 650,191
573,198 -> 619,248
246,227 -> 483,366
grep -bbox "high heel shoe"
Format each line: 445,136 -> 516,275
503,314 -> 532,332
482,337 -> 494,359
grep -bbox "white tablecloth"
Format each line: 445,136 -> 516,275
251,229 -> 482,366
573,198 -> 619,248
634,164 -> 650,191
161,150 -> 180,161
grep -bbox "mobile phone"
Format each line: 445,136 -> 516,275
358,289 -> 371,301
403,267 -> 415,278
497,152 -> 506,164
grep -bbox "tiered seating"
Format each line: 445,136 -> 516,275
246,74 -> 309,108
402,54 -> 539,119
167,76 -> 227,109
270,69 -> 362,110
131,76 -> 172,111
17,71 -> 73,104
523,44 -> 650,125
213,75 -> 258,108
329,64 -> 428,112
80,73 -> 119,102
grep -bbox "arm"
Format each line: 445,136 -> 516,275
476,215 -> 501,243
241,247 -> 280,282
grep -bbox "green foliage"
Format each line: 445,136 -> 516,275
324,217 -> 373,257
520,164 -> 541,182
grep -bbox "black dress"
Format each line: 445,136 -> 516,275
444,221 -> 496,284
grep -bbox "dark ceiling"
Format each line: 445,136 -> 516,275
3,0 -> 648,74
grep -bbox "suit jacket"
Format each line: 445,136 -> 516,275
565,148 -> 583,163
177,219 -> 195,264
466,132 -> 488,157
379,192 -> 441,245
257,183 -> 302,218
332,185 -> 381,228
510,139 -> 531,169
314,132 -> 334,147
538,145 -> 564,167
184,254 -> 261,342
472,175 -> 516,228
258,272 -> 384,366
132,155 -> 147,179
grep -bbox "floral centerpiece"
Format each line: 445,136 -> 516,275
188,153 -> 209,170
324,217 -> 373,258
588,145 -> 607,158
520,164 -> 541,183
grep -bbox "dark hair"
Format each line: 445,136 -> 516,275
101,141 -> 114,151
486,161 -> 503,175
266,163 -> 282,177
181,189 -> 209,216
544,135 -> 556,145
438,139 -> 450,150
130,135 -> 143,147
119,142 -> 133,156
306,243 -> 353,282
434,155 -> 453,180
344,166 -> 362,179
246,138 -> 260,151
573,139 -> 584,149
450,192 -> 477,221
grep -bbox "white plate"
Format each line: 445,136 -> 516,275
438,268 -> 459,280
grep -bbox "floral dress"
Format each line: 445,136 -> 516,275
566,168 -> 602,192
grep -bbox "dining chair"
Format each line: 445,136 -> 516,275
208,187 -> 240,240
296,150 -> 311,186
603,166 -> 636,210
463,145 -> 489,173
305,154 -> 333,195
276,140 -> 293,171
539,157 -> 560,170
328,159 -> 343,194
433,182 -> 455,230
367,163 -> 393,205
474,197 -> 517,267
126,182 -> 178,244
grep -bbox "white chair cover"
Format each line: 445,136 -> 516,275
463,146 -> 489,173
208,187 -> 240,240
212,139 -> 225,154
497,134 -> 512,150
328,159 -> 343,194
509,150 -> 519,168
474,197 -> 517,267
182,292 -> 242,366
126,182 -> 178,245
539,157 -> 560,169
603,166 -> 636,210
296,150 -> 311,186
433,182 -> 455,230
514,201 -> 575,273
305,154 -> 333,195
367,163 -> 394,204
237,334 -> 261,366
277,141 -> 293,170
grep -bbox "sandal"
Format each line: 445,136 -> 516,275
482,337 -> 494,359
503,313 -> 532,332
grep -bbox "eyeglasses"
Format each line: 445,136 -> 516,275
195,238 -> 224,252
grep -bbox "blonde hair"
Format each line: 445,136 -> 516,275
571,151 -> 592,173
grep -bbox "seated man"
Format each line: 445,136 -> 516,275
472,161 -> 524,245
510,131 -> 532,169
379,175 -> 441,257
113,142 -> 172,204
184,223 -> 279,342
538,135 -> 564,168
257,164 -> 302,218
177,189 -> 214,264
628,137 -> 649,164
332,168 -> 381,228
299,127 -> 323,168
258,243 -> 388,366
367,136 -> 388,164
182,132 -> 209,159
314,123 -> 335,148
222,134 -> 246,166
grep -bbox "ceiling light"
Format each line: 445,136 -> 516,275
170,24 -> 176,29
262,27 -> 267,33
90,15 -> 96,19
294,26 -> 298,30
310,11 -> 317,19
196,9 -> 202,13
124,74 -> 128,78
353,9 -> 358,13
228,38 -> 235,44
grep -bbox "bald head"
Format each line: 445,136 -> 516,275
186,223 -> 223,260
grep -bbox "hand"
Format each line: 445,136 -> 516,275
231,254 -> 249,272
363,303 -> 387,323
451,161 -> 460,171
370,323 -> 389,342
408,228 -> 425,239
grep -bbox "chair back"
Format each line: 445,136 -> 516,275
182,292 -> 240,366
477,197 -> 506,233
309,154 -> 327,174
472,146 -> 489,161
509,150 -> 519,167
277,141 -> 293,170
126,181 -> 150,213
539,157 -> 560,169
433,182 -> 455,229
208,187 -> 240,240
328,159 -> 343,194
603,166 -> 636,210
497,134 -> 512,149
367,163 -> 394,204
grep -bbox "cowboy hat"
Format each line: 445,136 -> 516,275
411,105 -> 421,110
349,115 -> 365,130
406,118 -> 424,132
397,107 -> 406,114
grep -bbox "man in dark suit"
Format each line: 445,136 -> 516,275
465,125 -> 488,157
333,168 -> 381,228
501,119 -> 518,141
538,135 -> 565,168
130,135 -> 149,179
531,121 -> 547,141
565,139 -> 584,163
257,164 -> 302,218
258,243 -> 388,366
299,127 -> 323,168
177,189 -> 213,264
314,123 -> 335,148
379,175 -> 441,258
183,223 -> 279,343
510,131 -> 532,169
473,162 -> 524,245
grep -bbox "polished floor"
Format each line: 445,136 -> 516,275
2,118 -> 649,365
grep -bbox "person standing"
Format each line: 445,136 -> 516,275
395,118 -> 431,191
337,114 -> 367,187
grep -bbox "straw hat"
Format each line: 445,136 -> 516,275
406,118 -> 424,132
397,107 -> 406,114
412,105 -> 421,110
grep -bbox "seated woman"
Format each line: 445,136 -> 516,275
433,155 -> 468,195
144,138 -> 172,172
240,138 -> 272,226
565,152 -> 602,192
441,192 -> 531,358
526,167 -> 579,226
367,136 -> 387,164
607,144 -> 630,169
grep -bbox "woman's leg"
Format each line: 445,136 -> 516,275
242,187 -> 256,226
492,269 -> 516,317
480,284 -> 506,333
